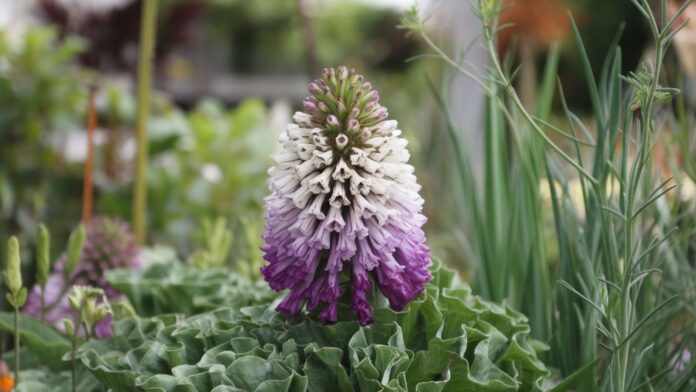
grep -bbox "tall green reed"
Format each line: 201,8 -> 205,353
133,0 -> 159,245
405,0 -> 696,389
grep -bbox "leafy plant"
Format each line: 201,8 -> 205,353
0,312 -> 70,371
406,0 -> 696,389
23,218 -> 138,337
105,253 -> 278,317
547,2 -> 696,389
64,286 -> 111,392
80,262 -> 549,391
0,27 -> 87,246
188,217 -> 233,269
98,97 -> 273,269
14,367 -> 102,392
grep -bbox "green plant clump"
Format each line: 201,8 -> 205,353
105,254 -> 277,317
78,262 -> 549,391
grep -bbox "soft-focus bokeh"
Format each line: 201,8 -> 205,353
0,0 -> 660,269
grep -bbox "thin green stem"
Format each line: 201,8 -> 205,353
72,300 -> 85,392
133,0 -> 159,245
13,307 -> 19,385
418,30 -> 495,96
40,286 -> 45,323
71,338 -> 76,392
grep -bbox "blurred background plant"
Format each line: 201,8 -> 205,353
95,95 -> 274,261
0,27 -> 87,247
0,0 -> 430,275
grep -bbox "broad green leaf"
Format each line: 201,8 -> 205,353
0,311 -> 70,370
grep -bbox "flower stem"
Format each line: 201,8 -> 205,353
133,0 -> 159,245
71,337 -> 76,392
13,307 -> 19,385
72,301 -> 85,392
40,287 -> 45,323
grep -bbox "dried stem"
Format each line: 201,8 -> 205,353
82,86 -> 96,225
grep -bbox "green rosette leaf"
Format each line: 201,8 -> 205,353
80,261 -> 549,391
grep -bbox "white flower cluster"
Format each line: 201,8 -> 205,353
268,110 -> 422,251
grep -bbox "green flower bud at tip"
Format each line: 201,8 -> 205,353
37,223 -> 51,287
68,294 -> 80,311
63,318 -> 75,336
4,236 -> 22,296
91,303 -> 111,325
64,224 -> 86,276
113,300 -> 137,320
68,285 -> 105,312
4,293 -> 14,308
16,287 -> 27,308
76,288 -> 111,331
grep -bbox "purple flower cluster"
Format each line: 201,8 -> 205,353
24,216 -> 141,338
262,66 -> 431,325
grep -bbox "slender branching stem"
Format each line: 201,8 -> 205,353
482,20 -> 598,185
615,9 -> 667,391
416,12 -> 598,185
417,30 -> 494,96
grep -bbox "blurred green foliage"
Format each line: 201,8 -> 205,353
204,0 -> 419,74
0,27 -> 86,137
151,98 -> 271,238
0,2 -> 428,270
187,217 -> 233,269
0,25 -> 276,281
93,94 -> 272,274
0,27 -> 88,246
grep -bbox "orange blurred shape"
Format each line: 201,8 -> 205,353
0,375 -> 13,392
668,0 -> 696,76
0,361 -> 13,392
498,0 -> 571,53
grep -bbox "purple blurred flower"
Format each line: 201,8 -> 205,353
261,66 -> 431,326
24,216 -> 141,338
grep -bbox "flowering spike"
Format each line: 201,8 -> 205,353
64,224 -> 86,277
4,237 -> 22,298
261,67 -> 431,325
37,224 -> 51,288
